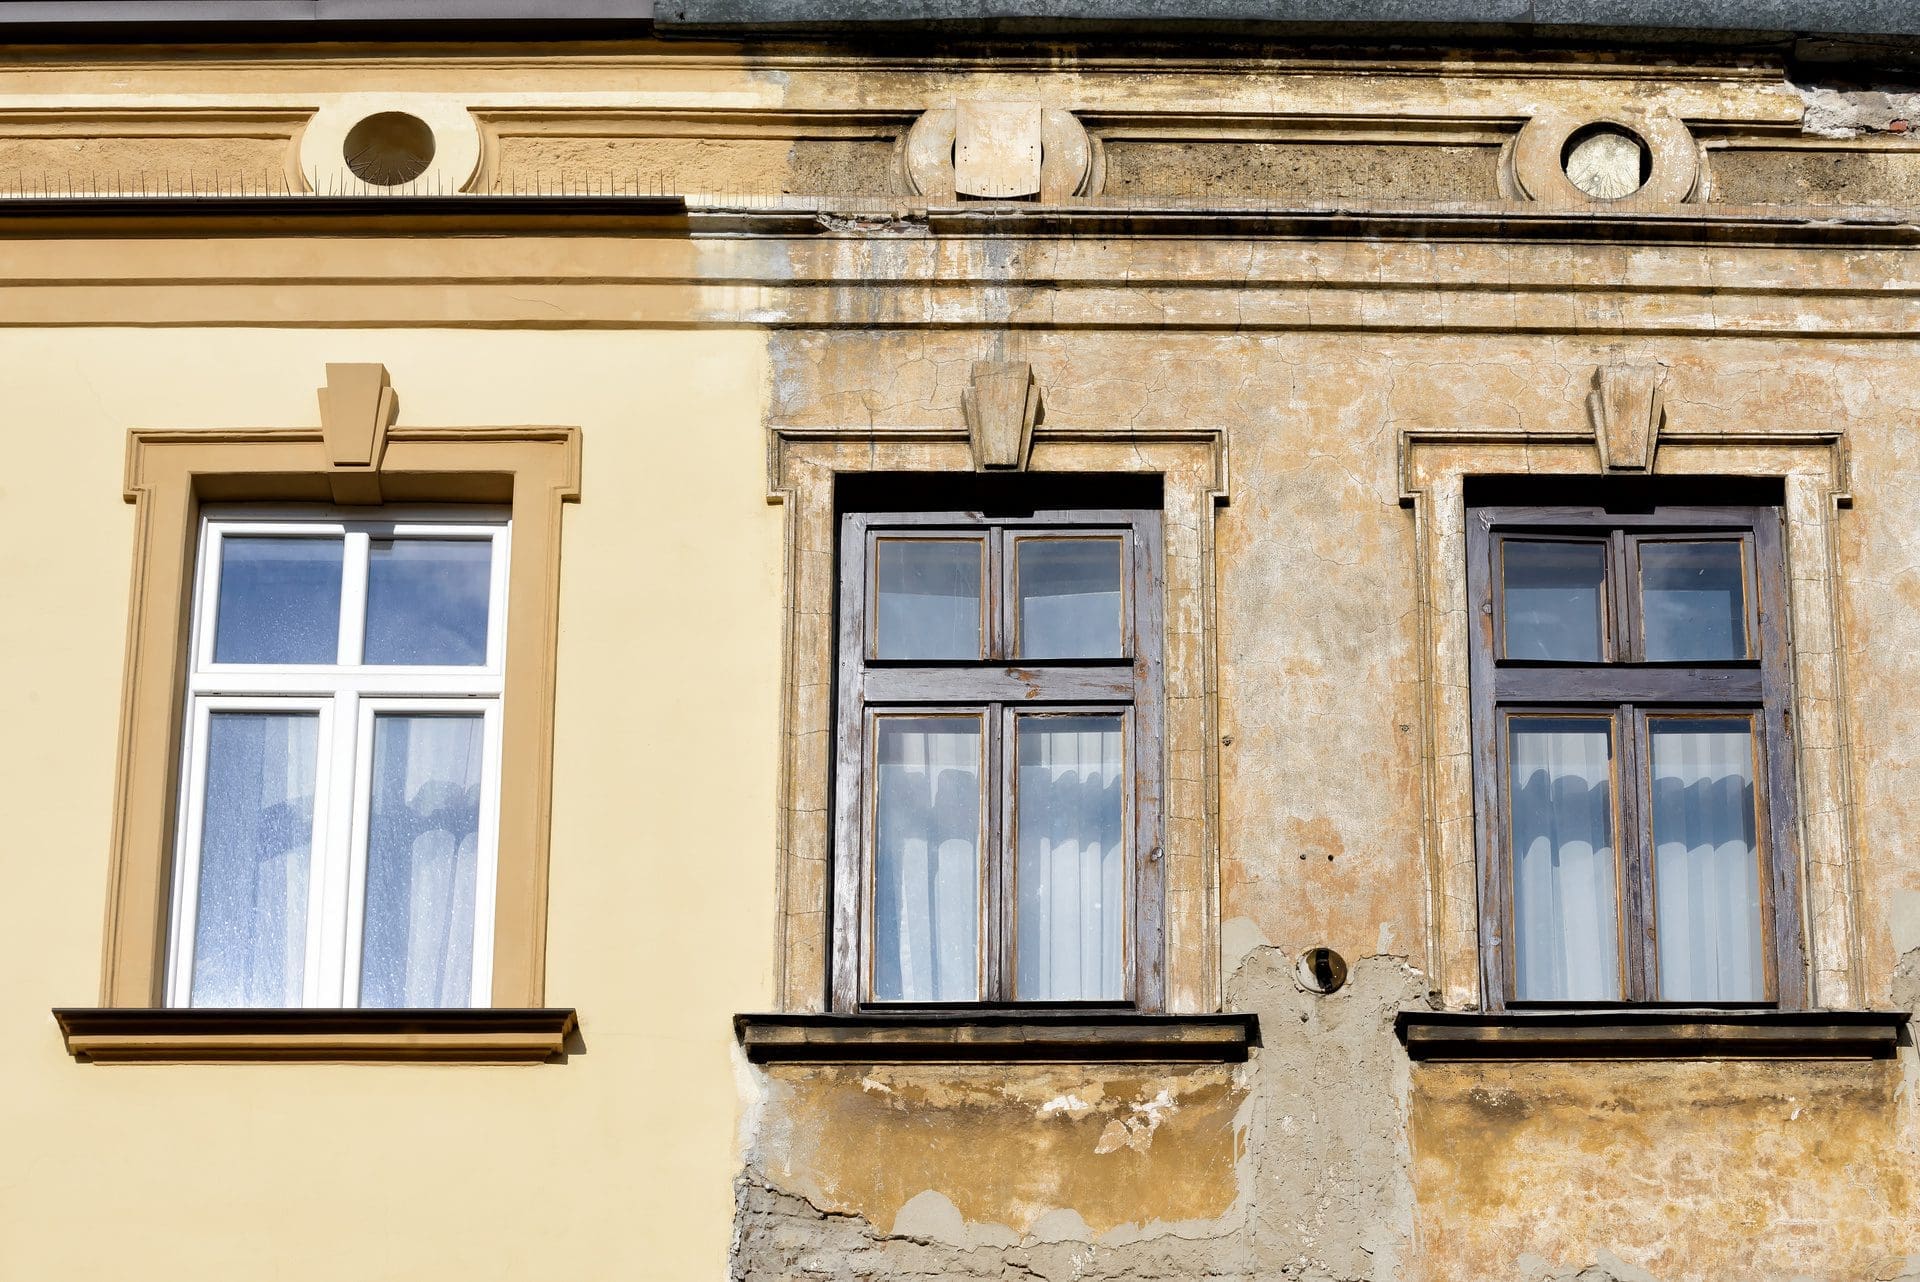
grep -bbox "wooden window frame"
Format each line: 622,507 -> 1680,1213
832,506 -> 1165,1013
97,423 -> 580,1016
1467,502 -> 1806,1011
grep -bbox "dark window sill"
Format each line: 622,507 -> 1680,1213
1396,1008 -> 1907,1061
53,1007 -> 579,1063
735,1010 -> 1259,1063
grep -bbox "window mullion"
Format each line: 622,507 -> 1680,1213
1611,529 -> 1637,661
989,526 -> 1008,661
1618,703 -> 1658,1002
310,690 -> 362,1008
338,529 -> 370,666
987,702 -> 1011,1003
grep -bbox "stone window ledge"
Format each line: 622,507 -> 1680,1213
735,1011 -> 1259,1064
1396,1009 -> 1907,1062
53,1007 -> 578,1063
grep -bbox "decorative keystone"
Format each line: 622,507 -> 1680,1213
1587,357 -> 1667,472
318,362 -> 398,502
964,361 -> 1042,471
904,103 -> 1099,202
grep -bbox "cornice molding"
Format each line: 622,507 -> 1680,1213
3,193 -> 1917,252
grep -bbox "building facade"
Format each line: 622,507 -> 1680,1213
4,4 -> 1919,1279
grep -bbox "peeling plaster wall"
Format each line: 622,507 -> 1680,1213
743,320 -> 1920,1280
735,956 -> 1425,1281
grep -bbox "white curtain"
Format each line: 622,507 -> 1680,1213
1016,718 -> 1125,1001
1509,721 -> 1620,1001
190,712 -> 318,1007
1650,723 -> 1764,1001
873,720 -> 981,1001
360,715 -> 484,1008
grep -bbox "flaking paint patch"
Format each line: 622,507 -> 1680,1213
748,1063 -> 1243,1237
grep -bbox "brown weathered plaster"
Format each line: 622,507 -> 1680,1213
1710,147 -> 1920,205
1410,1059 -> 1920,1282
750,1063 -> 1246,1237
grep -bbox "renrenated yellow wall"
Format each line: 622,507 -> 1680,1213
0,329 -> 780,1281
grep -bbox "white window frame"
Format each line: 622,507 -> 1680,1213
164,506 -> 511,1009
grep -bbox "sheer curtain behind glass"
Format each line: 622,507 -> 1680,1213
1650,721 -> 1764,1000
359,714 -> 485,1007
1508,719 -> 1620,1001
190,712 -> 319,1006
1016,717 -> 1125,1000
872,718 -> 982,1001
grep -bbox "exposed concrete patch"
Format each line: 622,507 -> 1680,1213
1233,951 -> 1426,1281
1220,915 -> 1274,981
1795,84 -> 1920,138
1891,890 -> 1920,959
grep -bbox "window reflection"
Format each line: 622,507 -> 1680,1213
1502,540 -> 1606,661
874,539 -> 984,660
364,538 -> 493,666
1641,542 -> 1747,661
1017,539 -> 1123,659
214,537 -> 343,665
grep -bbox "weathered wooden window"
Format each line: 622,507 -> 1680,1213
1468,500 -> 1806,1009
833,497 -> 1163,1011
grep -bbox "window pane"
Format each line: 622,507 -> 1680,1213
1507,718 -> 1620,1001
1017,538 -> 1124,659
872,717 -> 981,1001
874,539 -> 983,660
1641,541 -> 1748,661
1016,716 -> 1126,1001
1501,540 -> 1606,661
364,538 -> 493,666
213,537 -> 343,665
189,712 -> 319,1006
1650,720 -> 1765,1001
360,715 -> 486,1008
